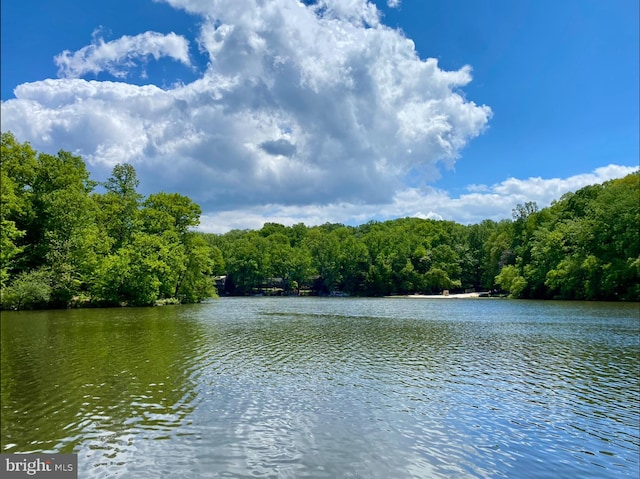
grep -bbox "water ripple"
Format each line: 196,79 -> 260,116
1,299 -> 638,478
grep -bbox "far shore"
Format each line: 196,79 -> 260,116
386,292 -> 489,299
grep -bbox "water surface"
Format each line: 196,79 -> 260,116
1,298 -> 639,478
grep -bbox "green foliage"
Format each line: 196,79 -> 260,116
211,173 -> 639,301
142,192 -> 201,235
1,132 -> 37,279
497,173 -> 640,300
95,163 -> 143,250
2,131 -> 637,305
0,216 -> 23,287
213,217 -> 473,296
1,133 -> 219,309
495,265 -> 527,298
0,143 -> 27,287
175,233 -> 217,303
1,269 -> 51,310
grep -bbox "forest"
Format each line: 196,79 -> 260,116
207,171 -> 639,301
2,131 -> 638,309
1,132 -> 222,309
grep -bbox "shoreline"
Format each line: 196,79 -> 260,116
386,292 -> 487,299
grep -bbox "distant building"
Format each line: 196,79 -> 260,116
214,275 -> 226,290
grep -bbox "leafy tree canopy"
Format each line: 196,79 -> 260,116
2,131 -> 637,306
1,132 -> 218,309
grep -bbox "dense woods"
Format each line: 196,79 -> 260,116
207,173 -> 639,301
1,132 -> 221,309
2,132 -> 638,309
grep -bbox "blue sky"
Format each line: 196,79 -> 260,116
2,0 -> 638,232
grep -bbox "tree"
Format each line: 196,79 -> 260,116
337,234 -> 369,293
173,233 -> 217,302
466,220 -> 499,290
1,269 -> 51,310
364,254 -> 393,296
495,265 -> 527,298
224,236 -> 263,294
142,192 -> 201,236
266,233 -> 295,284
4,130 -> 638,306
94,232 -> 179,306
1,135 -> 220,308
96,163 -> 142,250
1,135 -> 103,304
587,173 -> 639,300
289,247 -> 313,291
304,228 -> 341,293
482,221 -> 515,289
1,133 -> 38,275
0,168 -> 24,287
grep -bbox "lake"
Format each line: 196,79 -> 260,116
1,298 -> 638,478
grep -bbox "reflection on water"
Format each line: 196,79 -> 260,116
1,298 -> 639,478
0,307 -> 205,460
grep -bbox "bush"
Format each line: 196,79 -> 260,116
1,269 -> 52,310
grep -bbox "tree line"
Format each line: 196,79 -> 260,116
2,132 -> 638,308
205,173 -> 638,301
1,132 -> 222,309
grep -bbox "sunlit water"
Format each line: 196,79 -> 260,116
1,298 -> 639,478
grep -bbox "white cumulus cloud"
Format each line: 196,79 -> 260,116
1,0 -> 634,235
198,165 -> 638,233
54,30 -> 192,78
2,0 -> 492,217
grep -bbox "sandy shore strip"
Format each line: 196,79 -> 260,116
387,292 -> 484,299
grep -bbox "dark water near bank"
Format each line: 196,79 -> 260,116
1,298 -> 639,478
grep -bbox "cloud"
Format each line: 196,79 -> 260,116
0,0 -> 496,234
387,0 -> 401,8
487,165 -> 638,201
260,139 -> 297,157
2,0 -> 635,235
54,30 -> 192,78
198,165 -> 638,233
2,0 -> 491,211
